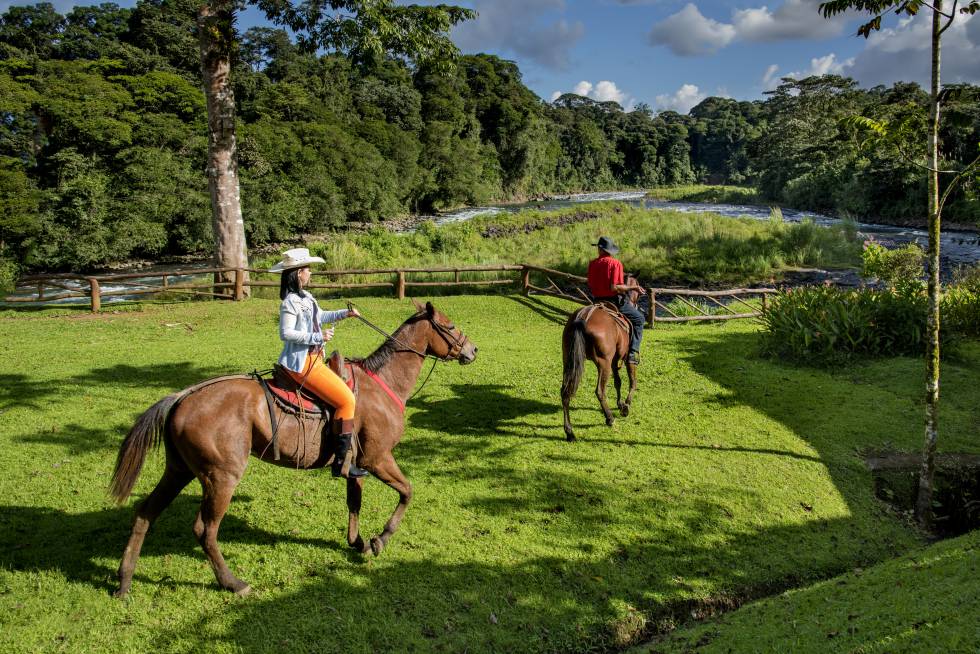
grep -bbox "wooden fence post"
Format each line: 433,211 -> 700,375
87,277 -> 101,313
647,290 -> 655,327
761,293 -> 769,312
234,268 -> 245,301
396,271 -> 406,299
521,267 -> 530,296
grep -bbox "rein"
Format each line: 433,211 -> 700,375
345,302 -> 459,402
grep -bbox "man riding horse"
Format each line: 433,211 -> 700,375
586,236 -> 647,364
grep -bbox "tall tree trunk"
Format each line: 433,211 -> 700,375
197,1 -> 249,298
916,1 -> 943,529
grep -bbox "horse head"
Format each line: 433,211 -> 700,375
411,300 -> 478,365
624,275 -> 643,306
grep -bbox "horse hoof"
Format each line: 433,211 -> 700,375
370,536 -> 385,556
620,405 -> 630,417
112,587 -> 129,599
565,430 -> 576,442
234,584 -> 253,597
349,536 -> 366,552
605,417 -> 615,427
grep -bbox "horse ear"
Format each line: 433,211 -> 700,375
411,297 -> 424,312
425,301 -> 435,316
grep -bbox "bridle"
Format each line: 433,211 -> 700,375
346,302 -> 470,401
346,302 -> 469,363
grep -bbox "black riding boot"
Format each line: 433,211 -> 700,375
332,418 -> 368,478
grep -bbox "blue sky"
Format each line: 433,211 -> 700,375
6,0 -> 979,113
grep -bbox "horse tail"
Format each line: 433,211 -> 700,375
562,316 -> 587,399
109,390 -> 187,504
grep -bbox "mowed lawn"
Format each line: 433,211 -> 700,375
1,295 -> 978,653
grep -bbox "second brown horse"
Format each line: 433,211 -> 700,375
560,279 -> 643,441
109,301 -> 476,597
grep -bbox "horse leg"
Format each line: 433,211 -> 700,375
192,471 -> 250,595
561,386 -> 576,442
365,453 -> 412,557
624,360 -> 638,413
114,463 -> 192,598
613,362 -> 628,417
346,476 -> 370,554
594,360 -> 615,426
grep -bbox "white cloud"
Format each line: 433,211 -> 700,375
648,4 -> 736,56
847,12 -> 978,87
784,52 -> 854,79
556,79 -> 634,108
453,0 -> 585,70
762,63 -> 781,89
655,83 -> 706,113
649,0 -> 849,56
732,0 -> 848,42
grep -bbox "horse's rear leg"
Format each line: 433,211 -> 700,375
595,360 -> 616,426
192,471 -> 250,595
346,476 -> 370,554
115,463 -> 192,598
612,363 -> 628,417
623,360 -> 638,413
364,453 -> 412,556
561,388 -> 576,441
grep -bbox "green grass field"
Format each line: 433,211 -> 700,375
1,295 -> 977,653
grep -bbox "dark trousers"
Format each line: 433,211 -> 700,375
617,298 -> 645,355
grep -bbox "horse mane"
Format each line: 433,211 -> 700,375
353,311 -> 427,373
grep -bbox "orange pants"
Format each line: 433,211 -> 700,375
286,352 -> 356,420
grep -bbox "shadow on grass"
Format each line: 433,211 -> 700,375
153,488 -> 901,653
17,421 -> 130,454
408,384 -> 555,437
505,294 -> 574,326
66,361 -> 231,389
0,373 -> 56,410
0,495 -> 339,595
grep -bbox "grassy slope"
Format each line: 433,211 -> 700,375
0,296 -> 977,653
641,529 -> 980,653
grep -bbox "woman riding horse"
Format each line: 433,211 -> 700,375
270,247 -> 366,479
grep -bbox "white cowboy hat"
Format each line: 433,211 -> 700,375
268,247 -> 325,272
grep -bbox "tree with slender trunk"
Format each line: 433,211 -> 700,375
196,0 -> 474,296
819,0 -> 979,529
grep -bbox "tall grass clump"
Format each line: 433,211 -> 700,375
249,203 -> 861,288
645,185 -> 761,204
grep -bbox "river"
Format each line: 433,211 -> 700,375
7,191 -> 979,304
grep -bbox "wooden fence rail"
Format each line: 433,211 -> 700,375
6,264 -> 776,324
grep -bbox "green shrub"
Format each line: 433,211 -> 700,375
0,257 -> 18,294
943,285 -> 980,338
759,285 -> 936,363
861,240 -> 925,291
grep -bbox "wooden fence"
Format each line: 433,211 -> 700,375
5,264 -> 775,324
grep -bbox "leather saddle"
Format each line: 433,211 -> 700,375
262,351 -> 356,416
577,302 -> 632,336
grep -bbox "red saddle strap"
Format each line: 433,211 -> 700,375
354,364 -> 405,414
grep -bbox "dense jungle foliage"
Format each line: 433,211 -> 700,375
1,0 -> 978,276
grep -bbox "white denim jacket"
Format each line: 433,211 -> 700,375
278,291 -> 350,372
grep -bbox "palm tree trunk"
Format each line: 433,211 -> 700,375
197,1 -> 249,298
916,0 -> 943,529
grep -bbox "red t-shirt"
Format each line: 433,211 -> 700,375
587,254 -> 623,299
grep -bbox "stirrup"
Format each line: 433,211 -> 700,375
627,352 -> 640,365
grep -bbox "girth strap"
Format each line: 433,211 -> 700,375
252,373 -> 282,460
